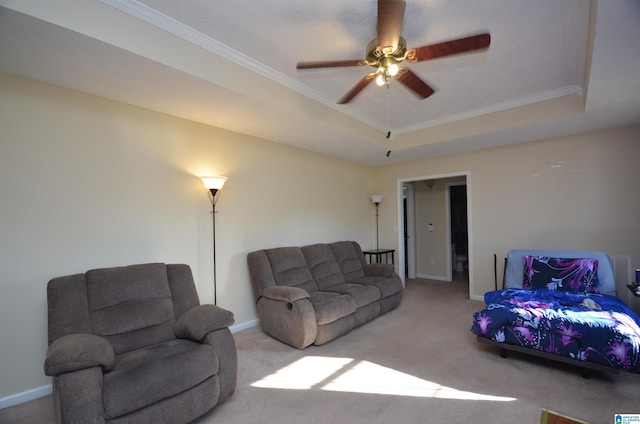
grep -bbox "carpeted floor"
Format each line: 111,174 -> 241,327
2,277 -> 639,423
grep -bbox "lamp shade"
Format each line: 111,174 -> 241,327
370,194 -> 383,204
201,176 -> 227,190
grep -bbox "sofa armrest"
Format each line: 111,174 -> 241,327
364,263 -> 395,278
257,291 -> 316,349
44,334 -> 115,376
175,304 -> 235,342
261,286 -> 310,303
203,328 -> 238,402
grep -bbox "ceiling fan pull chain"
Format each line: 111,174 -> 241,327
385,83 -> 392,157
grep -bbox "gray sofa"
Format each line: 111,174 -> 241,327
247,241 -> 403,348
44,263 -> 237,424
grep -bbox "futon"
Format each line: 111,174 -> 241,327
471,250 -> 640,375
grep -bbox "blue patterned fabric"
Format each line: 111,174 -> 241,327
471,288 -> 640,373
523,256 -> 599,293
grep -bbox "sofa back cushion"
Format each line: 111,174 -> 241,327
86,263 -> 177,355
265,247 -> 318,292
330,241 -> 366,281
47,273 -> 93,345
166,264 -> 201,320
302,244 -> 345,290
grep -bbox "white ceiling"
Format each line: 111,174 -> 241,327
1,0 -> 639,166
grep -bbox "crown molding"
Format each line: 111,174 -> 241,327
395,85 -> 584,135
99,0 -> 380,128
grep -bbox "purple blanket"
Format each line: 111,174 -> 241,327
471,288 -> 640,373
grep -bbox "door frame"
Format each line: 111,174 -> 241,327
396,171 -> 474,298
403,183 -> 416,279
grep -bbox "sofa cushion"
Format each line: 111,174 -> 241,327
309,291 -> 357,325
330,241 -> 366,280
266,247 -> 318,293
302,244 -> 346,290
103,339 -> 218,419
86,263 -> 176,355
324,283 -> 380,308
350,275 -> 403,298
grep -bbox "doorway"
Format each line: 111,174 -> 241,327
397,172 -> 472,297
449,183 -> 468,281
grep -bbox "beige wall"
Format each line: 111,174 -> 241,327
0,73 -> 375,398
2,70 -> 640,402
374,127 -> 640,300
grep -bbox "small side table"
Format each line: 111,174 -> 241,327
627,284 -> 640,297
363,249 -> 395,265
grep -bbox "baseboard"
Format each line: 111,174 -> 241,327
0,384 -> 52,409
416,273 -> 450,281
0,319 -> 260,409
230,319 -> 259,333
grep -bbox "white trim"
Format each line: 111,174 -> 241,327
395,85 -> 583,135
466,175 -> 474,298
443,182 -> 453,281
403,183 -> 416,279
230,319 -> 259,333
0,384 -> 52,409
416,273 -> 450,282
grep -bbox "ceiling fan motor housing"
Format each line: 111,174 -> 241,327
366,37 -> 408,67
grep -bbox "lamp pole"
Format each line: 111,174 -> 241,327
201,176 -> 227,306
374,201 -> 380,250
370,195 -> 383,251
210,194 -> 218,305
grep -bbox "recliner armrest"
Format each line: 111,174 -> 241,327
262,286 -> 310,303
175,304 -> 235,342
364,263 -> 394,278
44,333 -> 115,376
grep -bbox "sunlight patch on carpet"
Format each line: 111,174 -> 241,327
251,356 -> 516,401
251,356 -> 353,390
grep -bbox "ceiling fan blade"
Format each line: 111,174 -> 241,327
395,68 -> 435,100
377,0 -> 406,50
297,59 -> 368,69
338,73 -> 377,104
408,33 -> 491,62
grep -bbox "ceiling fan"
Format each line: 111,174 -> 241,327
296,0 -> 491,104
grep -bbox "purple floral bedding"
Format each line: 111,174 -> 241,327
471,288 -> 640,373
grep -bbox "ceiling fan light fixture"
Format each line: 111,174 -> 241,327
375,73 -> 387,86
387,62 -> 399,76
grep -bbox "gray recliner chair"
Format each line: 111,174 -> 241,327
44,263 -> 237,424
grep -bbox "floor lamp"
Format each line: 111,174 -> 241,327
201,176 -> 227,305
370,195 -> 383,251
